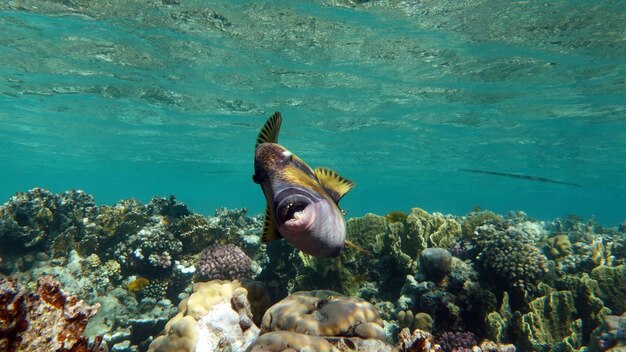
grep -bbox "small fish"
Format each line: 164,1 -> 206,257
127,277 -> 150,292
386,211 -> 408,223
253,112 -> 355,257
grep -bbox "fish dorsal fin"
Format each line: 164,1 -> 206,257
256,112 -> 282,148
261,205 -> 282,242
314,167 -> 354,203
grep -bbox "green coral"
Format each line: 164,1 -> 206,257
547,234 -> 573,259
590,264 -> 626,314
405,208 -> 462,250
461,210 -> 503,239
519,288 -> 583,352
475,225 -> 549,297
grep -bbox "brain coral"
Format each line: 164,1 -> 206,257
261,290 -> 386,340
195,243 -> 254,281
148,279 -> 270,352
474,225 -> 549,295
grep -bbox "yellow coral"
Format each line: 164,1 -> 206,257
148,279 -> 270,352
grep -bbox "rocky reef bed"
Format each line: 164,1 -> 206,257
0,188 -> 625,352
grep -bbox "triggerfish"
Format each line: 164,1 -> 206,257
253,112 -> 355,257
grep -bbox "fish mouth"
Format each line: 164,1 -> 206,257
274,189 -> 318,235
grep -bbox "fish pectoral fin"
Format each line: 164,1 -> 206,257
261,206 -> 282,242
256,112 -> 282,148
314,167 -> 355,203
344,240 -> 371,256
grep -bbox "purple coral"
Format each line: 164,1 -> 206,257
196,244 -> 254,281
436,331 -> 478,352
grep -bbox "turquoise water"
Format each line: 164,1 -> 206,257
1,0 -> 625,225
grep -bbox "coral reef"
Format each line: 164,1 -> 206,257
396,328 -> 441,352
473,224 -> 549,300
590,265 -> 626,314
1,189 -> 625,352
0,275 -> 102,352
195,243 -> 255,282
547,234 -> 573,259
518,287 -> 583,351
397,311 -> 434,332
261,290 -> 385,339
435,331 -> 478,352
149,279 -> 269,352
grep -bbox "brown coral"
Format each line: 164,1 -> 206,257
261,291 -> 386,340
247,331 -> 335,352
0,275 -> 101,352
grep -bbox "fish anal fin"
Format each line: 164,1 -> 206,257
261,206 -> 282,242
314,167 -> 354,203
256,112 -> 282,148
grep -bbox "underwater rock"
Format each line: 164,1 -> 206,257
0,275 -> 102,352
589,312 -> 626,352
148,279 -> 269,352
419,248 -> 452,282
195,243 -> 254,282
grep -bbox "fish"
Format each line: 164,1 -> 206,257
386,211 -> 408,223
252,112 -> 355,257
459,169 -> 582,187
126,277 -> 150,292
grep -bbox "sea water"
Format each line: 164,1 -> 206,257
1,0 -> 625,225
